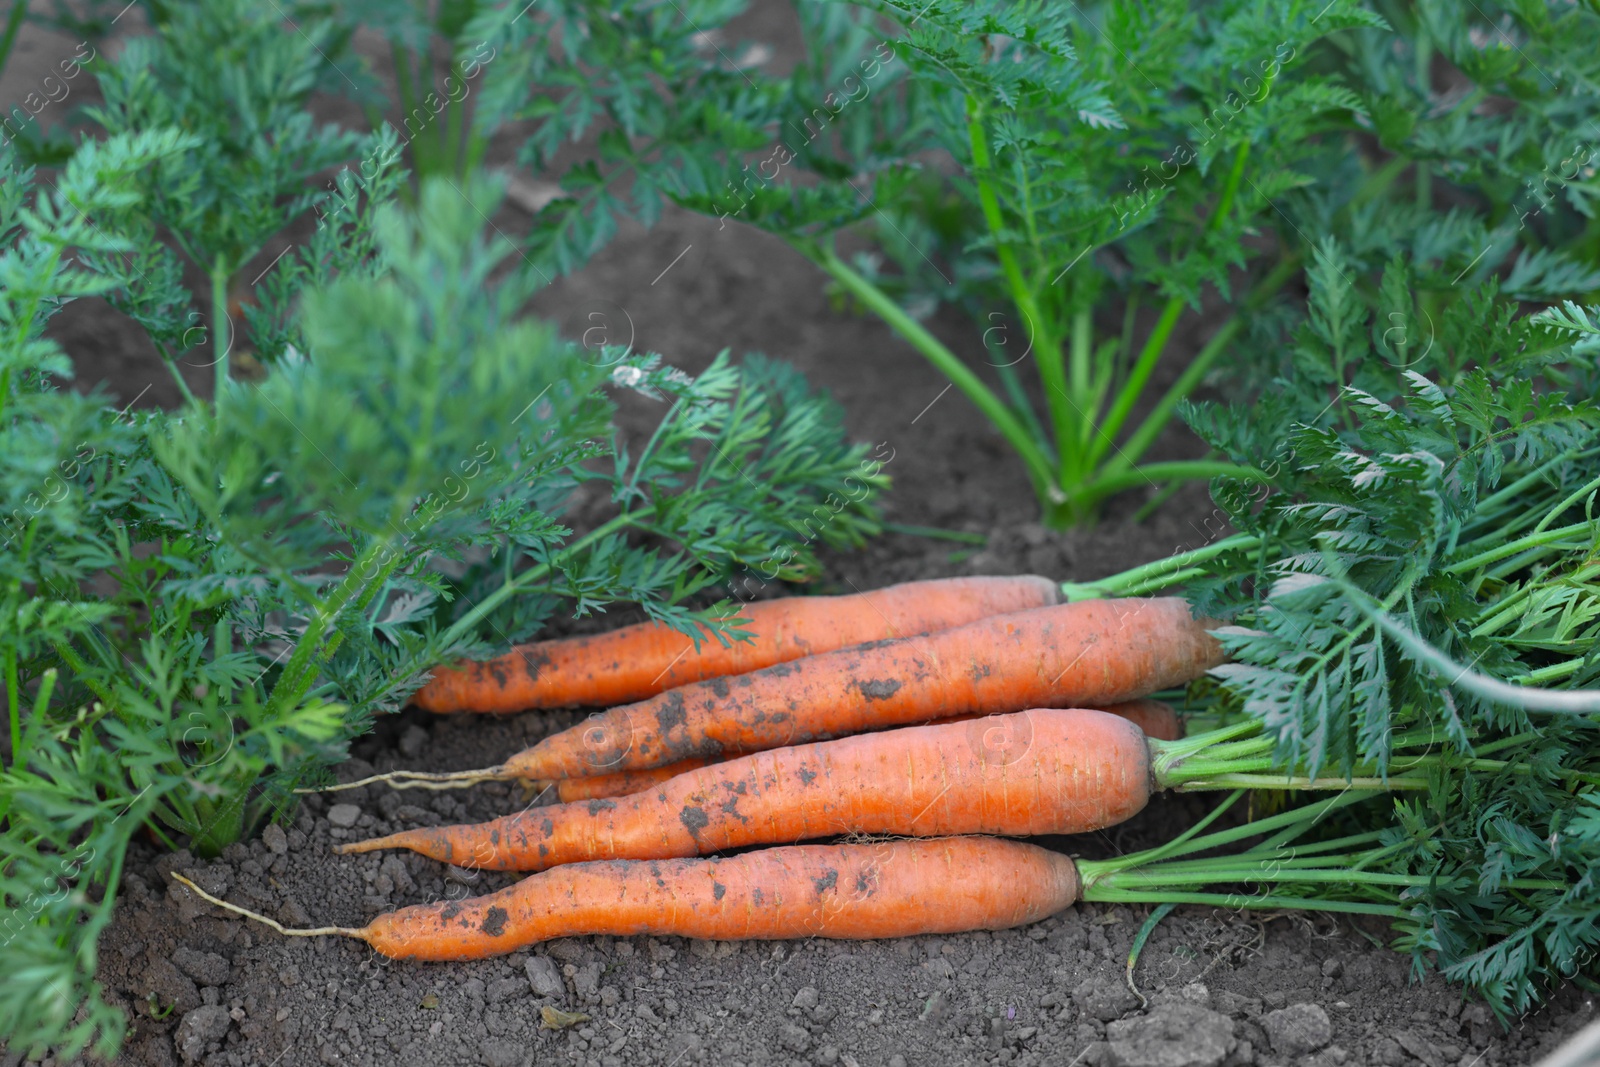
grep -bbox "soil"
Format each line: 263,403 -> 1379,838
2,8 -> 1593,1067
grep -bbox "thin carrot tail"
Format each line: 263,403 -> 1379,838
335,827 -> 459,864
335,816 -> 534,870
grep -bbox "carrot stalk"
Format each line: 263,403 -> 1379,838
415,575 -> 1062,713
492,597 -> 1220,782
181,837 -> 1081,960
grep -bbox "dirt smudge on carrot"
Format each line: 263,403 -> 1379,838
481,906 -> 510,936
679,806 -> 710,837
655,691 -> 688,735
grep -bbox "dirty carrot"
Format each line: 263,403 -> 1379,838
544,756 -> 716,803
180,794 -> 1418,962
482,596 -> 1220,783
539,699 -> 1182,802
414,574 -> 1062,713
341,709 -> 1174,871
179,837 -> 1080,959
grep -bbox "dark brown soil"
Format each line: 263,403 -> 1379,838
2,9 -> 1592,1067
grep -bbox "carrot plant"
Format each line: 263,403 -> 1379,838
456,0 -> 1600,525
341,0 -> 494,188
1049,252 -> 1600,1013
0,63 -> 881,1067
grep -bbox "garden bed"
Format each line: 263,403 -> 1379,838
86,201 -> 1591,1067
3,6 -> 1595,1065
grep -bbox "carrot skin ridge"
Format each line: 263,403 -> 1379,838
501,598 -> 1220,781
340,709 -> 1153,871
414,575 -> 1061,713
359,836 -> 1080,960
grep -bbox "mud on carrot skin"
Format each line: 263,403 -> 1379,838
495,596 -> 1222,782
414,574 -> 1062,713
339,708 -> 1155,871
538,699 -> 1182,803
179,837 -> 1082,960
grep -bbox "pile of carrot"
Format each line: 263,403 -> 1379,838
177,575 -> 1244,960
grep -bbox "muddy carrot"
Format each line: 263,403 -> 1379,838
487,597 -> 1219,782
414,575 -> 1061,713
180,837 -> 1079,960
541,699 -> 1183,802
546,757 -> 716,803
339,709 -> 1155,871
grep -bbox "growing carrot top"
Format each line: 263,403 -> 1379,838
2,0 -> 1599,1059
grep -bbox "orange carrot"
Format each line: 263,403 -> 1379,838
339,708 -> 1152,871
546,757 -> 716,803
1090,698 -> 1184,742
542,699 -> 1183,802
184,837 -> 1079,960
491,597 -> 1219,782
414,575 -> 1061,713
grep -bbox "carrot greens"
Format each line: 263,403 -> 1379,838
0,118 -> 880,1067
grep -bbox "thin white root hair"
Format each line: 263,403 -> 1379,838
170,873 -> 364,939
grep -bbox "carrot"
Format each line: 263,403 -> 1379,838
542,699 -> 1183,802
414,574 -> 1061,713
338,708 -> 1154,871
546,757 -> 716,803
179,836 -> 1079,960
1094,698 -> 1184,743
488,596 -> 1219,782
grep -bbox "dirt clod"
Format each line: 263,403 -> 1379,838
1260,1002 -> 1332,1056
777,1022 -> 811,1052
326,803 -> 362,828
1104,1004 -> 1236,1067
174,1003 -> 231,1063
171,946 -> 231,987
525,955 -> 564,998
262,822 -> 289,855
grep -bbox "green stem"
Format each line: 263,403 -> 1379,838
814,245 -> 1058,497
433,511 -> 638,652
263,539 -> 393,720
1338,579 -> 1600,714
1087,299 -> 1183,469
1101,255 -> 1302,481
1087,139 -> 1255,471
1447,521 -> 1597,575
965,102 -> 1072,481
155,340 -> 199,407
1104,868 -> 1434,890
1059,533 -> 1260,599
210,257 -> 231,399
1468,448 -> 1600,521
1521,658 -> 1588,685
1083,888 -> 1402,917
0,1 -> 28,79
1078,459 -> 1268,503
5,648 -> 19,767
1528,473 -> 1600,537
1178,774 -> 1426,791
